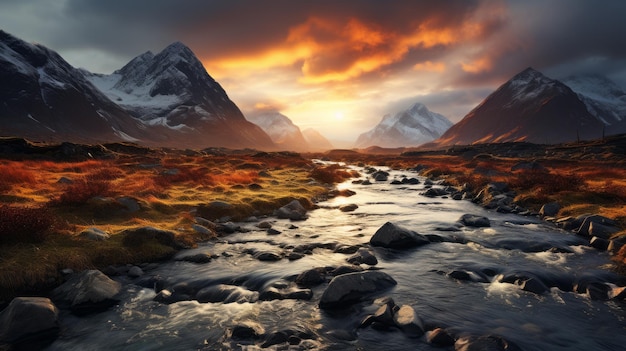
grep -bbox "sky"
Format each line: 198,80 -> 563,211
2,0 -> 626,147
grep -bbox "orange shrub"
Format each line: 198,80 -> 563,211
309,165 -> 357,184
0,205 -> 56,245
0,163 -> 37,188
212,170 -> 258,185
52,176 -> 112,206
154,166 -> 214,187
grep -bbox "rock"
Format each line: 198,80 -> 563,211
267,228 -> 282,235
196,284 -> 259,304
576,215 -> 618,237
196,201 -> 235,221
339,204 -> 359,212
122,226 -> 180,248
79,227 -> 110,241
588,222 -> 621,240
347,248 -> 378,266
319,271 -> 397,309
177,253 -> 213,263
459,214 -> 491,227
608,235 -> 626,254
275,200 -> 308,220
390,180 -> 403,185
116,196 -> 142,212
0,297 -> 60,349
253,251 -> 282,261
586,282 -> 611,300
539,202 -> 560,218
127,266 -> 144,278
519,277 -> 549,295
427,328 -> 455,347
295,268 -> 326,287
590,236 -> 610,251
372,170 -> 389,182
231,321 -> 265,340
57,176 -> 74,184
257,221 -> 273,229
259,286 -> 312,301
455,334 -> 522,351
402,177 -> 420,185
192,224 -> 214,236
330,265 -> 364,276
421,188 -> 449,197
370,222 -> 430,249
334,244 -> 360,254
52,270 -> 121,315
248,183 -> 263,190
393,305 -> 425,338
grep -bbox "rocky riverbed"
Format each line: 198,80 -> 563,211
2,164 -> 625,350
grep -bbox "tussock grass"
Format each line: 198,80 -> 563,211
0,151 -> 339,300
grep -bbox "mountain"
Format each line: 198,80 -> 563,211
355,103 -> 452,148
0,30 -> 147,144
302,128 -> 333,151
247,111 -> 309,151
431,68 -> 605,147
0,30 -> 275,150
561,74 -> 626,134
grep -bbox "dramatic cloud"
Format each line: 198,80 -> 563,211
1,0 -> 625,146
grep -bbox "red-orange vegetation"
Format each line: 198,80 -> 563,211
0,204 -> 56,245
52,175 -> 113,206
309,164 -> 358,184
0,162 -> 38,190
212,170 -> 259,185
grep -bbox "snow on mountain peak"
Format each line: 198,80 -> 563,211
355,103 -> 452,148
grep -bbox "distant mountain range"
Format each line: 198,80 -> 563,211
429,67 -> 624,147
0,30 -> 274,149
247,111 -> 332,152
355,103 -> 452,148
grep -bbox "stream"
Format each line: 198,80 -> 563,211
47,164 -> 626,350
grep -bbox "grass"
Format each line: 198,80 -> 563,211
0,151 -> 336,300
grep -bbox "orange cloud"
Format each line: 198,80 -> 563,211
206,8 -> 506,84
461,57 -> 493,73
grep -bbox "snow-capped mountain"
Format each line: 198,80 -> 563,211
355,103 -> 452,148
0,30 -> 147,144
430,67 -> 605,147
247,111 -> 309,151
0,30 -> 275,150
562,74 -> 626,134
302,128 -> 333,151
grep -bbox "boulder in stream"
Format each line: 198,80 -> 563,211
0,297 -> 60,349
319,271 -> 397,309
370,222 -> 430,249
459,214 -> 491,228
275,200 -> 308,220
455,334 -> 522,351
52,270 -> 121,315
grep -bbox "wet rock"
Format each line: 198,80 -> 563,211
539,202 -> 560,218
608,235 -> 626,254
519,277 -> 549,295
402,177 -> 420,185
370,222 -> 430,249
347,247 -> 378,266
248,183 -> 263,190
267,228 -> 282,235
586,282 -> 612,300
257,221 -> 273,229
588,221 -> 621,240
196,284 -> 259,304
390,180 -> 403,185
319,271 -> 397,309
339,204 -> 359,212
177,253 -> 213,263
421,188 -> 449,197
253,251 -> 282,261
287,252 -> 305,260
0,297 -> 60,349
79,227 -> 110,241
576,215 -> 618,237
372,301 -> 396,326
610,286 -> 626,300
231,321 -> 265,340
393,305 -> 425,338
295,268 -> 326,287
455,334 -> 522,351
427,328 -> 455,347
590,236 -> 609,251
459,214 -> 491,227
448,270 -> 473,282
334,244 -> 360,254
275,200 -> 308,220
259,286 -> 313,301
192,224 -> 214,236
52,270 -> 121,315
329,265 -> 364,276
127,266 -> 144,278
373,170 -> 389,181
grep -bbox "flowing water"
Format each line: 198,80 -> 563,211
48,164 -> 626,350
